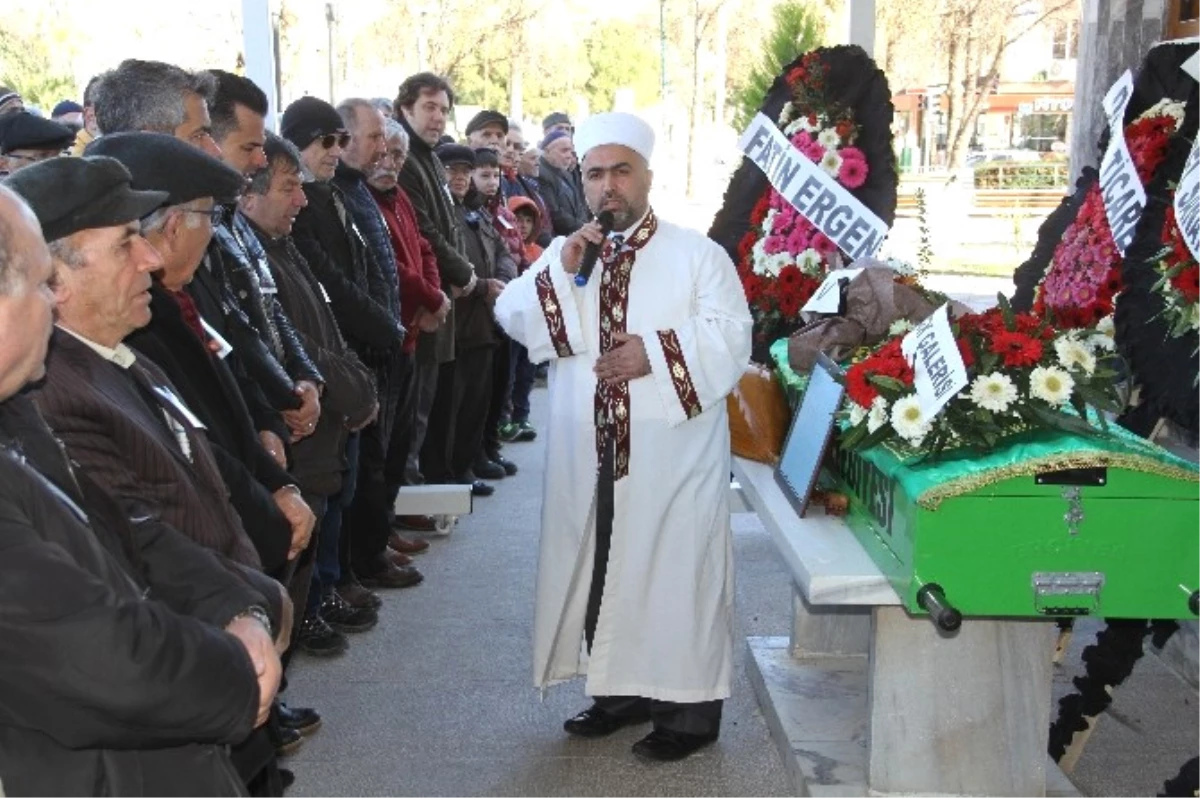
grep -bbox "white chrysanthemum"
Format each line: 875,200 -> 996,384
819,150 -> 843,178
762,208 -> 778,232
847,402 -> 868,426
867,397 -> 889,433
750,237 -> 770,276
768,252 -> 793,276
778,101 -> 795,125
969,372 -> 1018,413
798,249 -> 823,273
1089,315 -> 1116,351
888,319 -> 914,337
817,128 -> 841,149
1142,98 -> 1186,125
890,395 -> 931,445
1029,366 -> 1075,406
1054,337 -> 1096,375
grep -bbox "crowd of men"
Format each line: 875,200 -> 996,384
0,63 -> 595,795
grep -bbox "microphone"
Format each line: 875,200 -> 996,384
574,210 -> 616,287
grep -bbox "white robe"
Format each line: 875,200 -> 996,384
495,213 -> 752,702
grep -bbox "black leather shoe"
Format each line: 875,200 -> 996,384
296,614 -> 347,657
320,590 -> 378,633
631,728 -> 718,761
563,706 -> 652,738
486,452 -> 518,476
473,457 -> 506,480
455,476 -> 494,496
278,703 -> 322,736
271,725 -> 304,757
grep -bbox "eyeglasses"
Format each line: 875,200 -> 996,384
319,132 -> 352,150
178,207 -> 225,224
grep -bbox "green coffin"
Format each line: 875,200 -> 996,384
772,338 -> 1200,621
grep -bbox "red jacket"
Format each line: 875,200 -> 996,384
370,184 -> 444,354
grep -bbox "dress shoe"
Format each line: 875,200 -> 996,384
386,548 -> 413,567
359,562 -> 425,589
393,514 -> 438,534
321,590 -> 378,633
271,725 -> 304,757
388,530 -> 430,553
631,728 -> 718,761
279,768 -> 295,791
336,578 -> 382,610
472,457 -> 506,480
486,451 -> 519,476
515,420 -> 538,441
278,703 -> 322,736
295,613 -> 347,657
563,706 -> 652,738
454,477 -> 494,497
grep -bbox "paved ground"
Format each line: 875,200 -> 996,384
285,362 -> 1196,797
284,384 -> 794,796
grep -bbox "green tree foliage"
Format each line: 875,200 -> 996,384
583,21 -> 660,113
729,0 -> 823,131
0,26 -> 77,111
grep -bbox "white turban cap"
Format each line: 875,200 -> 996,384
573,112 -> 655,165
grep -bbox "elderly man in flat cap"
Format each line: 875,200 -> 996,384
0,175 -> 282,795
0,111 -> 75,176
496,111 -> 752,762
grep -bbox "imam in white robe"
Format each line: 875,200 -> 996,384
495,209 -> 752,703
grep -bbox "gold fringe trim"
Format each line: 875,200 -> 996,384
917,452 -> 1199,510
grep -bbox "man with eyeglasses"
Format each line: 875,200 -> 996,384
0,112 -> 74,176
286,96 -> 419,601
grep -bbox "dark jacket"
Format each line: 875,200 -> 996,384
189,246 -> 302,419
454,194 -> 518,350
212,210 -> 323,385
0,394 -> 261,797
538,158 -> 590,236
370,183 -> 446,355
33,329 -> 281,570
396,115 -> 477,363
253,221 -> 378,497
292,178 -> 405,365
331,161 -> 403,324
125,286 -> 295,574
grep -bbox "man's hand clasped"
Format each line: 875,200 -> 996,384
595,332 -> 651,384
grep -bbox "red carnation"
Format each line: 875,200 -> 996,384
845,364 -> 879,408
1171,265 -> 1200,303
957,337 -> 975,368
990,330 -> 1044,368
777,292 -> 803,319
776,264 -> 803,289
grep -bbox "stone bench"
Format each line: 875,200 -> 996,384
733,456 -> 1078,796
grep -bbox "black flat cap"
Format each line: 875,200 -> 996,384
85,131 -> 245,206
465,110 -> 508,137
3,156 -> 168,242
0,112 -> 75,154
435,143 -> 476,168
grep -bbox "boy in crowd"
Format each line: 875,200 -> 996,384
499,195 -> 544,443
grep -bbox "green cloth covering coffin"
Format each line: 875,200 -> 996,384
770,338 -> 1200,620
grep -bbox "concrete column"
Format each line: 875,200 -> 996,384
845,0 -> 877,58
791,587 -> 871,658
242,0 -> 279,131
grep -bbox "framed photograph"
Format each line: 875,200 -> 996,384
774,352 -> 846,518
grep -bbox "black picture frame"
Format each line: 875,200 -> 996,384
774,352 -> 846,518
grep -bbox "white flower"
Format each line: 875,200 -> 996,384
1142,99 -> 1186,126
778,101 -> 795,125
1054,337 -> 1096,375
762,208 -> 778,232
797,249 -> 823,274
750,237 -> 770,276
969,372 -> 1018,413
847,402 -> 868,426
817,128 -> 841,149
867,397 -> 889,433
890,395 -> 931,445
766,251 -> 792,276
1029,366 -> 1075,406
888,319 -> 914,337
1090,315 -> 1116,351
819,150 -> 843,178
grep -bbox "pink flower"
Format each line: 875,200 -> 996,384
812,233 -> 838,256
790,131 -> 815,149
786,228 -> 811,254
839,146 -> 865,162
771,212 -> 791,235
838,156 -> 868,188
763,235 -> 785,255
800,139 -> 824,162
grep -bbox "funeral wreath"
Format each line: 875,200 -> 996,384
838,296 -> 1127,458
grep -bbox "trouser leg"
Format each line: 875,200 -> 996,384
450,347 -> 494,477
484,333 -> 510,455
406,358 -> 440,485
321,434 -> 359,589
510,340 -> 535,424
420,360 -> 457,482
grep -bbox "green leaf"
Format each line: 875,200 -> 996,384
997,293 -> 1016,331
869,375 -> 909,392
1027,403 -> 1100,437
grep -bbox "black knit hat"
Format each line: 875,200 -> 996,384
435,143 -> 476,168
280,96 -> 346,150
465,109 -> 508,137
86,131 -> 246,206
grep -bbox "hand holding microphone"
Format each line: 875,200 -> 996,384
561,210 -> 615,284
